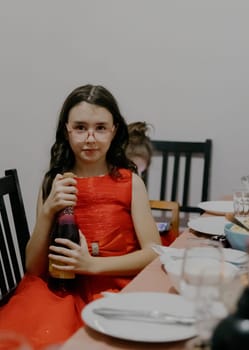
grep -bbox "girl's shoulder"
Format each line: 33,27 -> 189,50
131,171 -> 146,189
118,169 -> 145,188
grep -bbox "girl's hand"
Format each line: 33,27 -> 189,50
43,174 -> 78,217
48,232 -> 95,274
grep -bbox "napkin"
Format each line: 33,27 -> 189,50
152,245 -> 184,268
152,244 -> 248,265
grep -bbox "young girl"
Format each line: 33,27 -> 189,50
0,85 -> 161,349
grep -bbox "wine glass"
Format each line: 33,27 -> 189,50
241,175 -> 249,190
180,239 -> 229,349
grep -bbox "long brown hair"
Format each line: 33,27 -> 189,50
42,85 -> 136,200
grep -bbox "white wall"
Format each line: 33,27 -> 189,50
1,0 -> 249,229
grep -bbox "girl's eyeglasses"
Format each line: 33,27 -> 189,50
66,124 -> 115,140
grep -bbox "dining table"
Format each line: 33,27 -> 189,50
60,226 -> 203,350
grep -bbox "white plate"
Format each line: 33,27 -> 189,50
198,201 -> 234,215
82,292 -> 196,342
188,216 -> 229,236
156,245 -> 248,265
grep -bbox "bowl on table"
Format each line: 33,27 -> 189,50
224,223 -> 249,252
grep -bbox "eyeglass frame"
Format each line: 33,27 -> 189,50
66,122 -> 116,140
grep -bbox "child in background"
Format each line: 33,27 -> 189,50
126,121 -> 153,178
126,121 -> 178,246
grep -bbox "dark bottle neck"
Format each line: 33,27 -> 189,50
56,206 -> 77,226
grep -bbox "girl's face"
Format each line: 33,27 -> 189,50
66,101 -> 116,166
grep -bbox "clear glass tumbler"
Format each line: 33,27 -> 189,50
180,239 -> 232,349
233,189 -> 249,217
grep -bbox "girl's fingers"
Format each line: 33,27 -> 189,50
51,238 -> 79,249
79,232 -> 88,247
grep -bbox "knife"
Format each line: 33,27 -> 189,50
93,307 -> 195,325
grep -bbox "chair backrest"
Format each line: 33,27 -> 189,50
145,139 -> 212,214
0,169 -> 30,305
149,199 -> 180,234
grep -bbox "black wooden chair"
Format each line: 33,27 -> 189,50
0,169 -> 30,305
144,139 -> 212,215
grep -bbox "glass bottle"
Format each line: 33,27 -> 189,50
48,173 -> 80,296
211,241 -> 249,349
211,285 -> 249,349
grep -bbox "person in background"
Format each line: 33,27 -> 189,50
126,121 -> 178,246
126,121 -> 153,178
0,85 -> 161,349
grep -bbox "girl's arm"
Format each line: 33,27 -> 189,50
25,174 -> 78,276
49,173 -> 161,276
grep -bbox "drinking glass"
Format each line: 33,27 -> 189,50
0,330 -> 33,350
222,253 -> 249,313
180,239 -> 228,349
241,175 -> 249,190
233,189 -> 249,217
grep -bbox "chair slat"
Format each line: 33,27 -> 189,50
171,153 -> 180,201
182,153 -> 191,207
160,152 -> 168,200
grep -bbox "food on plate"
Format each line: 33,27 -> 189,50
230,224 -> 249,234
235,217 -> 249,230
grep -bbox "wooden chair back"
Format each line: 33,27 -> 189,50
0,169 -> 30,305
149,199 -> 180,234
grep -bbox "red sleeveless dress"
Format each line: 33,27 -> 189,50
0,169 -> 141,349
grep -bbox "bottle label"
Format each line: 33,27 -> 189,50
62,206 -> 74,216
49,258 -> 75,279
